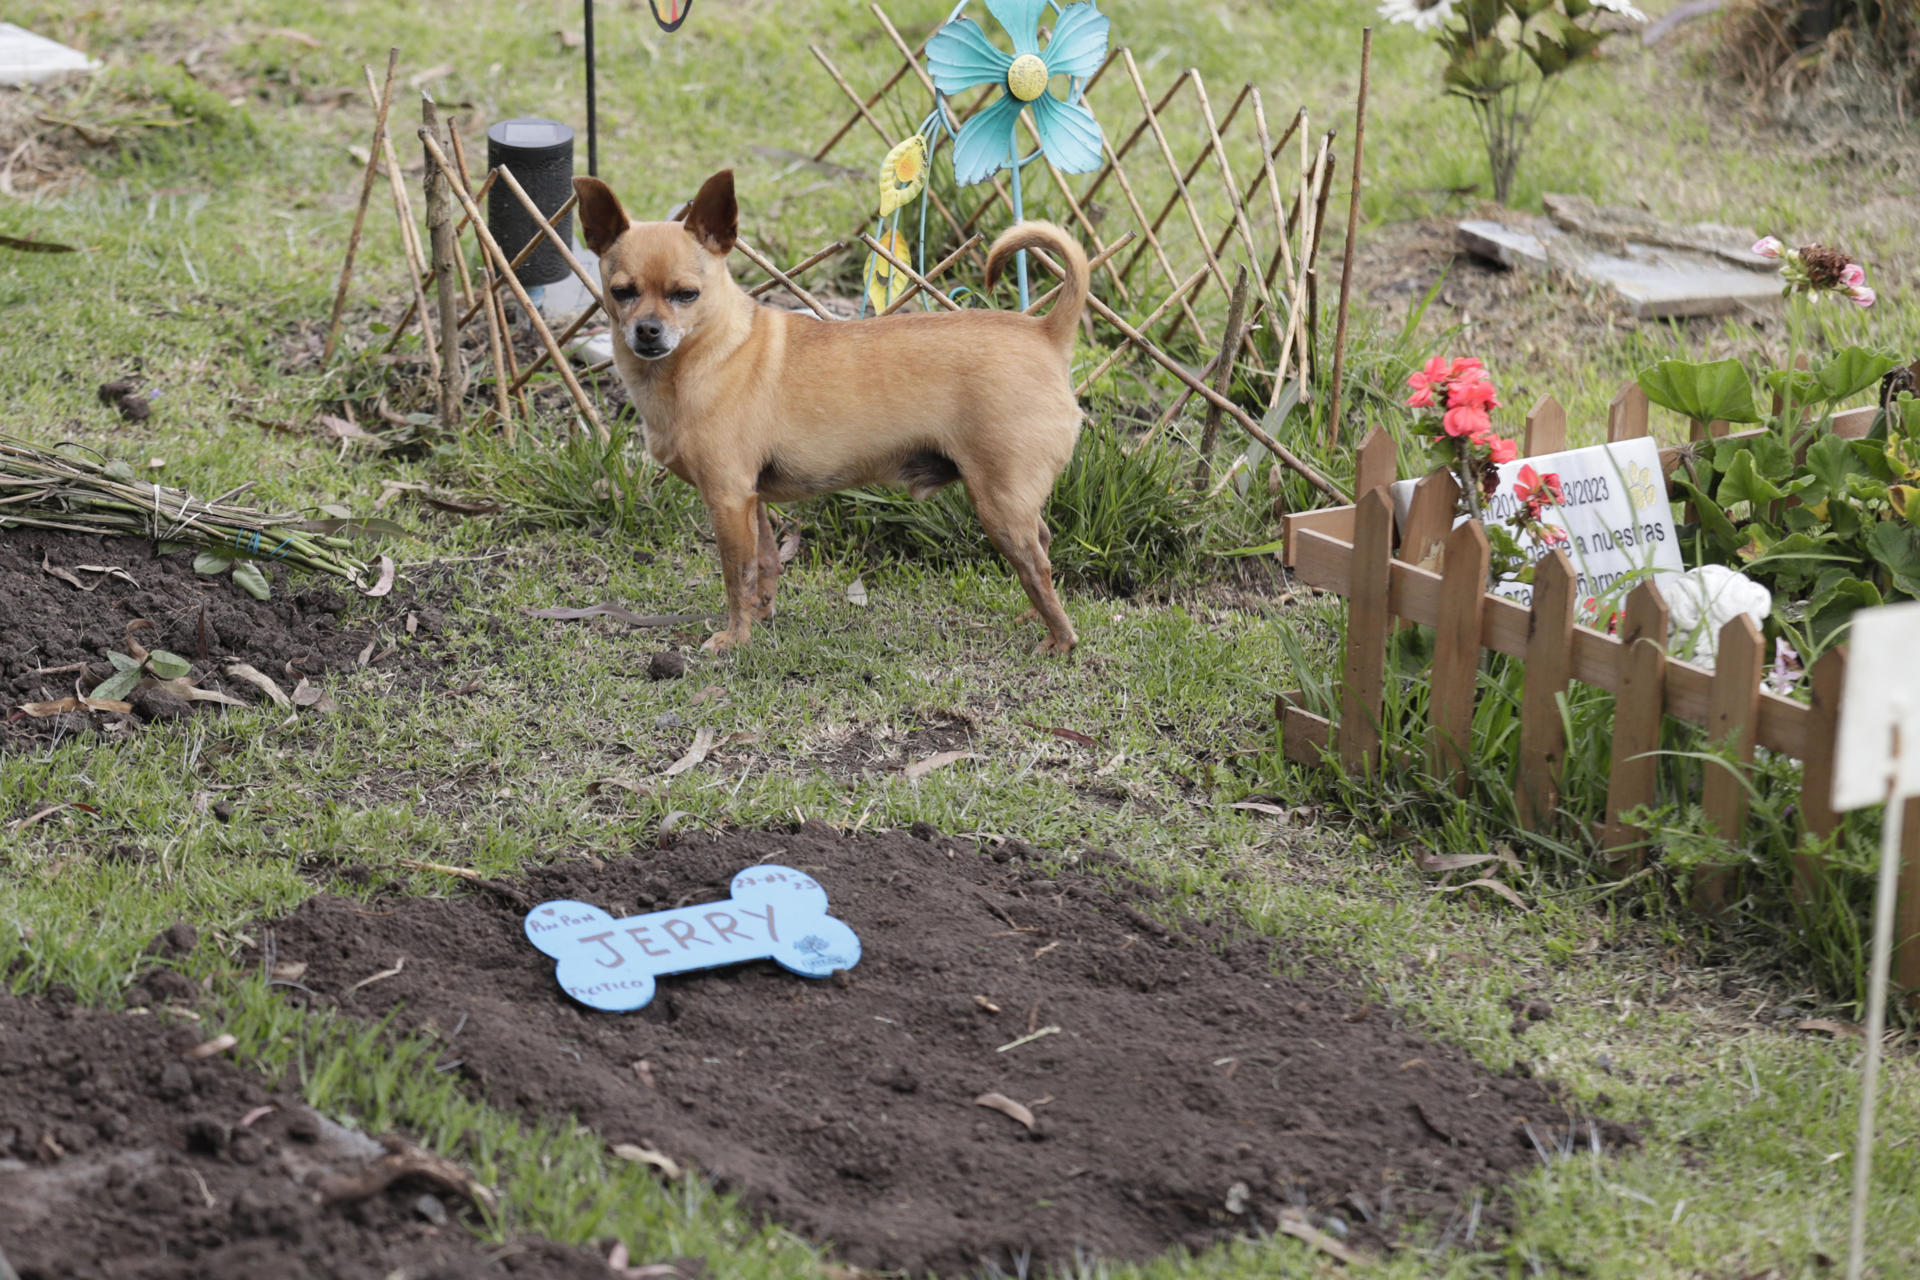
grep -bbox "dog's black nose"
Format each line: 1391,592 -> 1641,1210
633,318 -> 664,342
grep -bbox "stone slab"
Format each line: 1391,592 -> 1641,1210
1457,216 -> 1784,319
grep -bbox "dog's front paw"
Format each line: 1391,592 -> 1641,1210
702,629 -> 746,654
1036,631 -> 1078,657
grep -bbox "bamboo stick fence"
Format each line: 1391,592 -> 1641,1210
328,16 -> 1363,500
1276,388 -> 1920,991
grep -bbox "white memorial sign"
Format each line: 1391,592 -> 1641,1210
1391,436 -> 1682,611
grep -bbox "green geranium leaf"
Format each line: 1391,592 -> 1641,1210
146,650 -> 191,679
104,459 -> 137,483
1506,0 -> 1557,18
1674,479 -> 1744,554
1828,499 -> 1863,539
89,667 -> 141,703
106,650 -> 141,672
1639,358 -> 1760,426
1895,392 -> 1920,440
1804,433 -> 1861,494
1718,449 -> 1787,507
1765,368 -> 1822,409
1557,19 -> 1610,59
194,549 -> 236,575
1850,440 -> 1898,482
1744,532 -> 1849,595
1748,433 -> 1796,483
1815,348 -> 1900,403
1867,521 -> 1920,596
1809,576 -> 1883,645
231,560 -> 271,600
1524,33 -> 1569,76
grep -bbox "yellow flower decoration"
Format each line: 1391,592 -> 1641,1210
878,135 -> 928,217
863,228 -> 912,314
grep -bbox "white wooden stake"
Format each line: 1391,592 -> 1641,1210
1847,744 -> 1905,1280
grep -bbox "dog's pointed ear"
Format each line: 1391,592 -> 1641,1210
681,170 -> 737,256
572,176 -> 630,256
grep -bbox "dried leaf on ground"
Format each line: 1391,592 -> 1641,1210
1277,1207 -> 1366,1265
778,531 -> 802,564
1023,721 -> 1096,747
226,662 -> 292,708
19,698 -> 83,717
1794,1018 -> 1863,1038
374,480 -> 430,512
290,678 -> 338,713
40,553 -> 89,591
152,677 -> 245,707
588,778 -> 654,799
1431,877 -> 1530,911
529,605 -> 712,628
611,1141 -> 684,1179
904,749 -> 983,780
319,414 -> 377,444
606,1242 -> 701,1279
75,564 -> 137,587
359,555 -> 396,598
7,801 -> 97,831
185,1034 -> 238,1060
319,1134 -> 496,1214
0,234 -> 79,253
661,727 -> 717,778
846,577 -> 868,606
422,493 -> 502,516
972,1092 -> 1036,1131
346,956 -> 406,995
1229,801 -> 1291,817
1415,850 -> 1518,873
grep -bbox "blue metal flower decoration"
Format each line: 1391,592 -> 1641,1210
926,0 -> 1110,187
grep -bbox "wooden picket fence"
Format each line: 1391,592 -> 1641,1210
1276,384 -> 1920,989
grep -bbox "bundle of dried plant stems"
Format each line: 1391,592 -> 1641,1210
0,437 -> 371,583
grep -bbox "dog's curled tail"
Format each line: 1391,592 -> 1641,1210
985,221 -> 1088,352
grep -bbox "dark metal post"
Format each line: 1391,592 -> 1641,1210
584,0 -> 597,176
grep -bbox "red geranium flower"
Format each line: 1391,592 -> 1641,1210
1405,355 -> 1449,409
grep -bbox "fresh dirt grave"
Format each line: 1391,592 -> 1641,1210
255,825 -> 1631,1275
0,985 -> 607,1280
0,527 -> 448,748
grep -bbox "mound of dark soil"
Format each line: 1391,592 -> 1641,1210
0,527 -> 448,749
0,988 -> 606,1280
254,826 -> 1628,1275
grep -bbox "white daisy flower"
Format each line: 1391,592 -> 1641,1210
1378,0 -> 1460,33
1588,0 -> 1649,21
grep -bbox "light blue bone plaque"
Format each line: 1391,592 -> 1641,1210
523,865 -> 861,1011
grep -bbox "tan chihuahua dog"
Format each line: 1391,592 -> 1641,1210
571,169 -> 1089,655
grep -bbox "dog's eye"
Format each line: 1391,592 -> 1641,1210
608,284 -> 638,303
671,289 -> 701,305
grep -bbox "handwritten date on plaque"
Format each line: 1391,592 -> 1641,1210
523,865 -> 861,1011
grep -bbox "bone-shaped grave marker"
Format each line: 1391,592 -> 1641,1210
523,864 -> 861,1011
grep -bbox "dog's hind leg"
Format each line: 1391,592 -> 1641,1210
968,486 -> 1077,655
752,498 -> 780,621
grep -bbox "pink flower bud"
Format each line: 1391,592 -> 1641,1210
1751,236 -> 1783,259
1840,262 -> 1866,288
1847,284 -> 1877,309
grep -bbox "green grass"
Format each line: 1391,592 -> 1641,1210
4,1 -> 1920,1277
